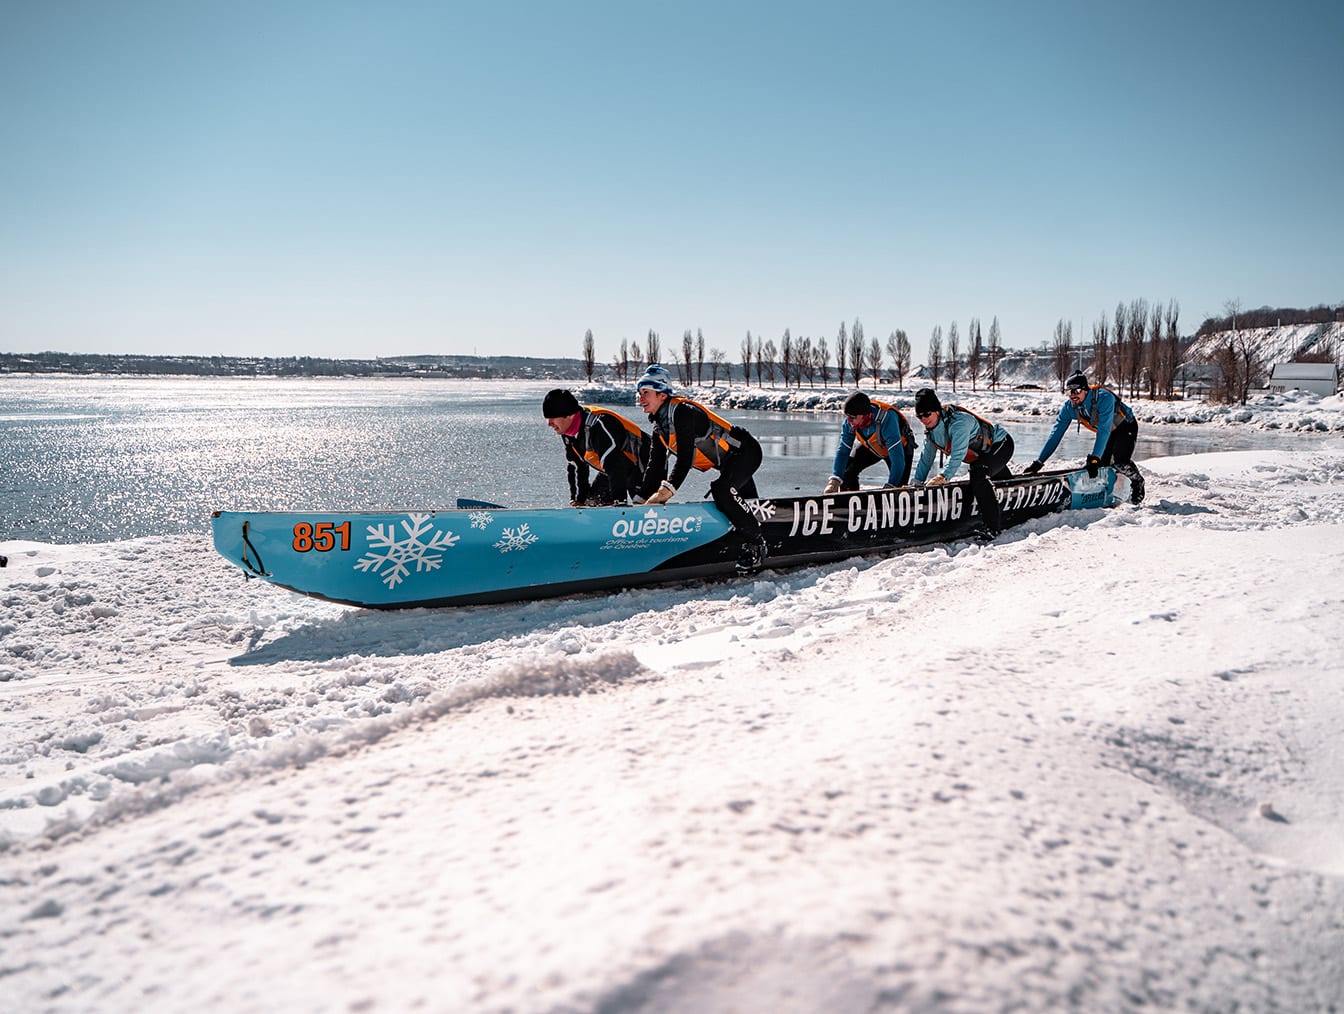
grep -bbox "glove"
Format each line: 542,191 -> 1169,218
822,476 -> 841,495
644,481 -> 675,506
927,474 -> 947,486
1085,454 -> 1101,479
1022,460 -> 1043,476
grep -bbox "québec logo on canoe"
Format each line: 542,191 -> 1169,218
610,508 -> 705,539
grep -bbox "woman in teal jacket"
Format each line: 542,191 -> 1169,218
911,388 -> 1014,539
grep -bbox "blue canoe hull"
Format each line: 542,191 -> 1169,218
211,467 -> 1118,609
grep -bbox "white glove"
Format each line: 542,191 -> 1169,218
927,474 -> 947,486
822,476 -> 841,495
644,481 -> 675,505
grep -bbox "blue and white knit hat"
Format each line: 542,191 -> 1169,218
636,364 -> 675,394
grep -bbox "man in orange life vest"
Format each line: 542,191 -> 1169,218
634,364 -> 768,575
823,390 -> 917,494
543,389 -> 650,506
911,387 -> 1015,540
1021,370 -> 1146,504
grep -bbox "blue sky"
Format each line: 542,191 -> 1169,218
3,0 -> 1341,363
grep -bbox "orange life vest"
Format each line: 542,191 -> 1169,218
659,397 -> 739,472
853,400 -> 915,460
580,406 -> 644,471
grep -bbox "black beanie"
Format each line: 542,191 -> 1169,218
914,388 -> 941,416
1066,371 -> 1089,391
842,390 -> 872,416
542,389 -> 581,418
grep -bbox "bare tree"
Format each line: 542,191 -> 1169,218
1162,300 -> 1181,400
947,320 -> 961,391
780,329 -> 793,389
1051,318 -> 1073,390
696,329 -> 705,384
928,325 -> 944,386
885,329 -> 910,388
582,329 -> 596,381
740,333 -> 753,387
629,340 -> 643,375
1092,312 -> 1110,386
612,338 -> 630,381
867,337 -> 883,385
835,322 -> 849,389
1125,299 -> 1148,399
987,317 -> 1002,390
799,336 -> 816,387
1113,302 -> 1128,394
849,319 -> 865,388
967,318 -> 982,391
709,347 -> 726,386
1146,301 -> 1164,398
1212,298 -> 1263,405
818,337 -> 831,388
680,329 -> 694,384
645,330 -> 660,370
763,339 -> 778,385
754,335 -> 765,386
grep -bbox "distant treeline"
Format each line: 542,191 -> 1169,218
0,352 -> 584,379
1196,304 -> 1343,337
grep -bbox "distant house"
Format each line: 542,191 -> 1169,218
1269,362 -> 1340,397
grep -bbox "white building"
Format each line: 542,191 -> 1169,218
1269,362 -> 1339,397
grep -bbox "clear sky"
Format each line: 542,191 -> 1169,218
3,0 -> 1341,363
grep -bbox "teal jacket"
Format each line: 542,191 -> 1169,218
913,407 -> 1009,483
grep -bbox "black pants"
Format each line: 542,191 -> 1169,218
709,429 -> 763,537
969,435 -> 1014,534
841,446 -> 913,490
1101,420 -> 1139,470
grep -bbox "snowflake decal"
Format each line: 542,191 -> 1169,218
494,523 -> 539,553
748,498 -> 777,521
469,511 -> 494,530
354,513 -> 460,589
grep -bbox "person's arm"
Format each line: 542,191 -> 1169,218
879,412 -> 905,486
913,431 -> 936,483
563,441 -> 589,503
830,419 -> 855,481
940,414 -> 975,480
594,416 -> 637,500
1090,391 -> 1116,458
665,402 -> 700,491
640,434 -> 667,500
1036,403 -> 1073,463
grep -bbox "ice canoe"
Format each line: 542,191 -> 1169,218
211,466 -> 1121,609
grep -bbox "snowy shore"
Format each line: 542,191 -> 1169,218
3,439 -> 1344,1009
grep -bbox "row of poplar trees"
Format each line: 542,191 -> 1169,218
581,318 -> 1010,391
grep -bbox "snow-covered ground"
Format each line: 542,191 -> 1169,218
4,438 -> 1344,1008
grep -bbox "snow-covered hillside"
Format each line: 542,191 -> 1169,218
1184,320 -> 1344,366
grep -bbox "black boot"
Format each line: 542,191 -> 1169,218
735,534 -> 768,575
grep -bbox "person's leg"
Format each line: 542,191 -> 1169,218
710,443 -> 762,535
711,433 -> 767,572
840,446 -> 881,490
969,436 -> 1014,534
1103,422 -> 1144,503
